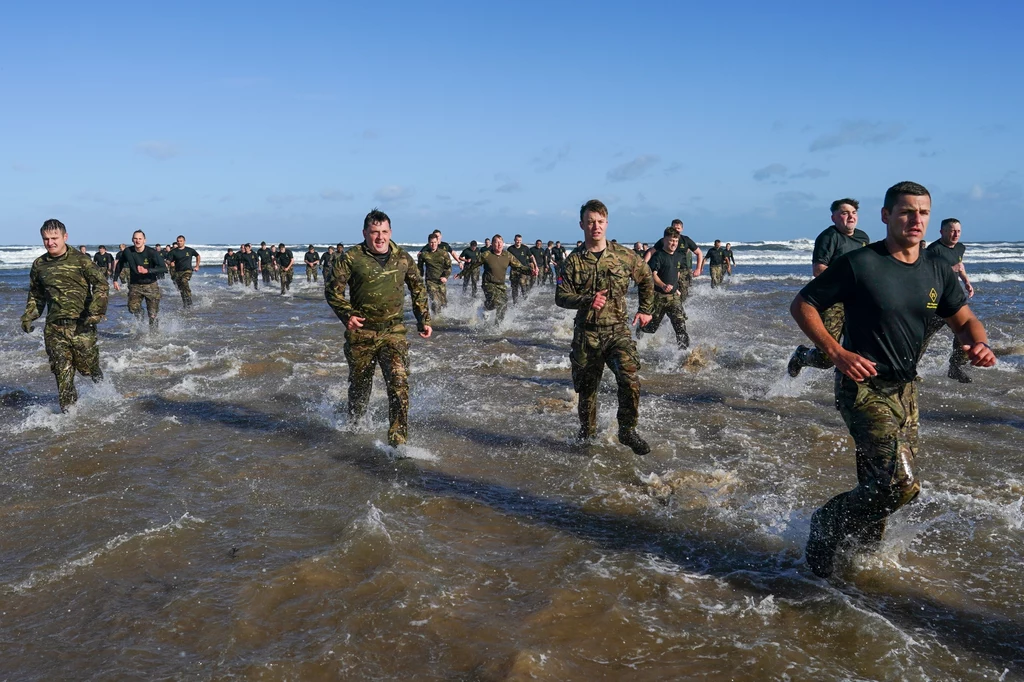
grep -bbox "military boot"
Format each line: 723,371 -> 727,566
617,429 -> 651,456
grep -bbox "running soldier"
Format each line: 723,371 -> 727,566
276,243 -> 295,294
556,199 -> 654,455
551,240 -> 567,278
457,234 -> 536,322
724,243 -> 736,276
115,244 -> 130,285
304,245 -> 320,283
701,239 -> 727,287
418,233 -> 451,314
321,246 -> 337,286
638,227 -> 690,348
529,239 -> 548,289
921,218 -> 976,382
223,248 -> 239,285
791,181 -> 995,578
166,235 -> 201,308
506,234 -> 535,304
542,241 -> 556,285
458,240 -> 481,297
257,242 -> 275,285
326,209 -> 432,447
93,245 -> 115,280
645,219 -> 702,301
22,219 -> 109,411
239,244 -> 259,289
788,199 -> 870,377
113,230 -> 166,326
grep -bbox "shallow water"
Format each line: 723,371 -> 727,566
1,260 -> 1022,681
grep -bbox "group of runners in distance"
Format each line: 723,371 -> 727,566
21,180 -> 995,580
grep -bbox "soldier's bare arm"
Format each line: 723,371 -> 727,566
790,294 -> 877,381
944,306 -> 996,367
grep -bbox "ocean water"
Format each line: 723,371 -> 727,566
1,240 -> 1022,680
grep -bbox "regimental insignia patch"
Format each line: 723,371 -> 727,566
927,287 -> 938,309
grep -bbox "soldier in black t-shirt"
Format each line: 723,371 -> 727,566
700,239 -> 728,288
791,182 -> 995,579
238,244 -> 259,289
529,240 -> 548,290
275,243 -> 295,294
222,249 -> 239,286
166,235 -> 201,308
256,242 -> 275,285
645,219 -> 702,300
458,241 -> 481,296
638,228 -> 690,348
921,218 -> 976,382
788,198 -> 871,377
93,246 -> 115,280
304,245 -> 320,283
113,230 -> 167,325
723,243 -> 736,275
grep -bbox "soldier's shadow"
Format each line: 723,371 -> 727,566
137,395 -> 1024,675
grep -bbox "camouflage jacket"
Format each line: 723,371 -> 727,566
417,248 -> 452,283
23,246 -> 109,326
462,249 -> 531,285
556,242 -> 654,325
326,241 -> 430,331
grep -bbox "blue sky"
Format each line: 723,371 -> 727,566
2,1 -> 1021,246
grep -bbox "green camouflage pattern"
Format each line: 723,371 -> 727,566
23,247 -> 109,328
425,281 -> 448,314
510,272 -> 530,304
482,282 -> 509,320
44,320 -> 102,410
127,281 -> 161,323
640,291 -> 689,348
557,243 -> 653,435
556,242 -> 654,326
344,325 -> 411,446
171,269 -> 194,307
326,241 -> 430,331
306,264 -> 319,282
279,269 -> 293,294
809,375 -> 920,559
417,248 -> 452,283
794,302 -> 845,370
709,264 -> 725,288
569,324 -> 642,435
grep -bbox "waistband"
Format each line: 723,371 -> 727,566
358,318 -> 404,332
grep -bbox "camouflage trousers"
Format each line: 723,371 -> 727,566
127,282 -> 161,324
344,324 -> 411,446
510,272 -> 530,304
271,267 -> 279,282
44,319 -> 102,411
226,268 -> 238,286
462,269 -> 478,296
245,269 -> 259,289
640,292 -> 689,348
920,313 -> 970,367
262,267 -> 272,285
171,269 -> 194,307
426,281 -> 448,314
709,264 -> 725,288
793,303 -> 845,370
811,375 -> 921,552
541,266 -> 553,285
676,272 -> 692,303
570,323 -> 642,435
119,269 -> 130,285
306,265 -> 318,282
280,269 -> 293,294
482,282 -> 510,321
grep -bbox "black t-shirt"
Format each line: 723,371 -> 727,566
706,247 -> 727,266
507,244 -> 533,267
238,252 -> 258,270
304,250 -> 320,265
275,249 -> 294,268
116,246 -> 167,285
812,226 -> 870,266
648,249 -> 687,292
551,247 -> 566,263
800,241 -> 967,382
529,246 -> 547,267
93,252 -> 114,270
166,246 -> 200,271
925,240 -> 966,269
224,252 -> 238,266
257,247 -> 274,265
460,248 -> 479,265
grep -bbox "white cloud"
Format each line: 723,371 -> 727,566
607,155 -> 660,182
374,185 -> 415,202
809,121 -> 905,152
320,188 -> 354,201
136,141 -> 179,160
753,163 -> 788,181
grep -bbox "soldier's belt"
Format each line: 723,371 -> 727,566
50,318 -> 81,327
359,319 -> 403,331
578,321 -> 628,331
